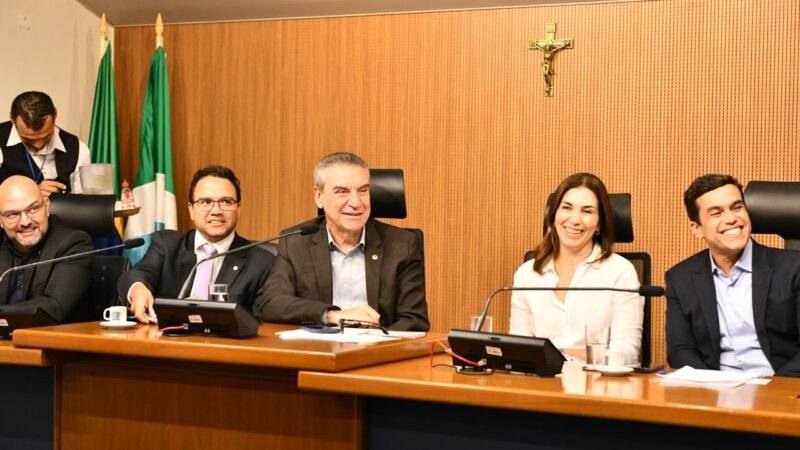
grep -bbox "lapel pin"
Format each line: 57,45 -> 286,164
372,254 -> 378,260
233,265 -> 239,271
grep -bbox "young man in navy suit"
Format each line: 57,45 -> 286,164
666,174 -> 800,377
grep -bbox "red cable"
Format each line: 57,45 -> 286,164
430,339 -> 483,367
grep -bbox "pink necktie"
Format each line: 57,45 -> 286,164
191,243 -> 218,300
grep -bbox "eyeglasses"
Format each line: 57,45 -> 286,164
191,198 -> 239,211
0,202 -> 45,224
339,318 -> 389,335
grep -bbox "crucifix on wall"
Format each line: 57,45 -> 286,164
528,23 -> 573,97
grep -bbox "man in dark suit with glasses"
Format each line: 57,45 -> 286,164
118,165 -> 274,323
0,175 -> 93,322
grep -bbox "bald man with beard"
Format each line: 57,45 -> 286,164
0,176 -> 93,322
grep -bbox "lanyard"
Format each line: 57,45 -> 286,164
23,150 -> 47,183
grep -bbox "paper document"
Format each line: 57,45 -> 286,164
276,328 -> 403,344
657,366 -> 768,388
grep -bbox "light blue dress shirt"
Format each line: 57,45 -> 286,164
327,227 -> 368,311
710,239 -> 774,375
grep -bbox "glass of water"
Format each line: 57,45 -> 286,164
208,284 -> 229,302
585,326 -> 611,367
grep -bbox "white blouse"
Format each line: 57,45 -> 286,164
509,245 -> 644,364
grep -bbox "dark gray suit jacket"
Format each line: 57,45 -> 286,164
0,217 -> 93,323
258,217 -> 429,331
666,240 -> 800,377
117,230 -> 275,318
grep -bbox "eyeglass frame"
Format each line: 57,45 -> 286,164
190,197 -> 240,211
338,318 -> 389,335
0,200 -> 47,224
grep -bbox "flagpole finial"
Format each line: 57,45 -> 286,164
155,13 -> 164,49
99,13 -> 108,59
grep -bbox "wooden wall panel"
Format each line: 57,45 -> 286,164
114,0 -> 800,366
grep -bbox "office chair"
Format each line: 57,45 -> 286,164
316,168 -> 424,264
48,194 -> 118,238
49,194 -> 128,322
523,192 -> 653,367
744,181 -> 800,251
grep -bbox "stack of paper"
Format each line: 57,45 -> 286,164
657,366 -> 769,388
276,328 -> 417,344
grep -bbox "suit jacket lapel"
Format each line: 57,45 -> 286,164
750,242 -> 772,355
215,234 -> 247,286
178,231 -> 198,292
0,246 -> 13,305
310,223 -> 333,303
692,253 -> 722,361
364,221 -> 382,312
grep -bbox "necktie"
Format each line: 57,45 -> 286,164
191,243 -> 218,300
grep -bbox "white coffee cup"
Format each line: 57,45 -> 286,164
605,350 -> 626,368
103,306 -> 128,323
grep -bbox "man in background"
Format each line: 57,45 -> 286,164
0,91 -> 92,195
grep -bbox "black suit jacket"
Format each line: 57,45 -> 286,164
666,241 -> 800,377
0,217 -> 93,323
258,217 -> 429,331
117,230 -> 275,318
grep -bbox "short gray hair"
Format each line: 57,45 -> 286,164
313,152 -> 369,189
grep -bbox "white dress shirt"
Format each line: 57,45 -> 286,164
509,245 -> 644,364
3,124 -> 92,193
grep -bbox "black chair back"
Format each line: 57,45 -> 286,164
543,192 -> 633,243
48,194 -> 118,238
744,181 -> 800,250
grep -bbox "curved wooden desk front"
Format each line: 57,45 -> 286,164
12,323 -> 441,450
298,355 -> 800,448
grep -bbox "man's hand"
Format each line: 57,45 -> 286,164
38,180 -> 67,197
326,304 -> 380,325
129,283 -> 156,323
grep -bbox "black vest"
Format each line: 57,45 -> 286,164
0,121 -> 80,192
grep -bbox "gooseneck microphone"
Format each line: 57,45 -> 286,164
0,237 -> 146,284
472,284 -> 665,332
176,222 -> 321,299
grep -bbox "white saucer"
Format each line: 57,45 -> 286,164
595,365 -> 634,377
100,321 -> 137,329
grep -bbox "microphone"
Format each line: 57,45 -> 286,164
0,238 -> 146,284
176,222 -> 320,299
472,284 -> 665,332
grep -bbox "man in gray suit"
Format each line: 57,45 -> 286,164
259,152 -> 429,331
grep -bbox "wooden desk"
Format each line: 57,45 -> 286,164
299,355 -> 800,449
0,341 -> 56,450
13,323 -> 441,450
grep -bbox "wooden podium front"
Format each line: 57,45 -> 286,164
13,323 -> 440,450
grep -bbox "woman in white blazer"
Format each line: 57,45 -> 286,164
509,173 -> 644,364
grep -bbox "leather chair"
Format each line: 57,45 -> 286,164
523,192 -> 653,367
744,181 -> 800,251
49,194 -> 126,321
48,193 -> 118,238
316,168 -> 424,264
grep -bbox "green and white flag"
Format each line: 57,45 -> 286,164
124,46 -> 178,264
88,41 -> 120,195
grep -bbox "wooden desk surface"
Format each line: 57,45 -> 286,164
298,354 -> 800,437
12,322 -> 441,372
0,340 -> 50,366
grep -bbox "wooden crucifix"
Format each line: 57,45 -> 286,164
528,23 -> 573,97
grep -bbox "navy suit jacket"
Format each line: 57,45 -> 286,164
117,230 -> 274,318
666,241 -> 800,377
